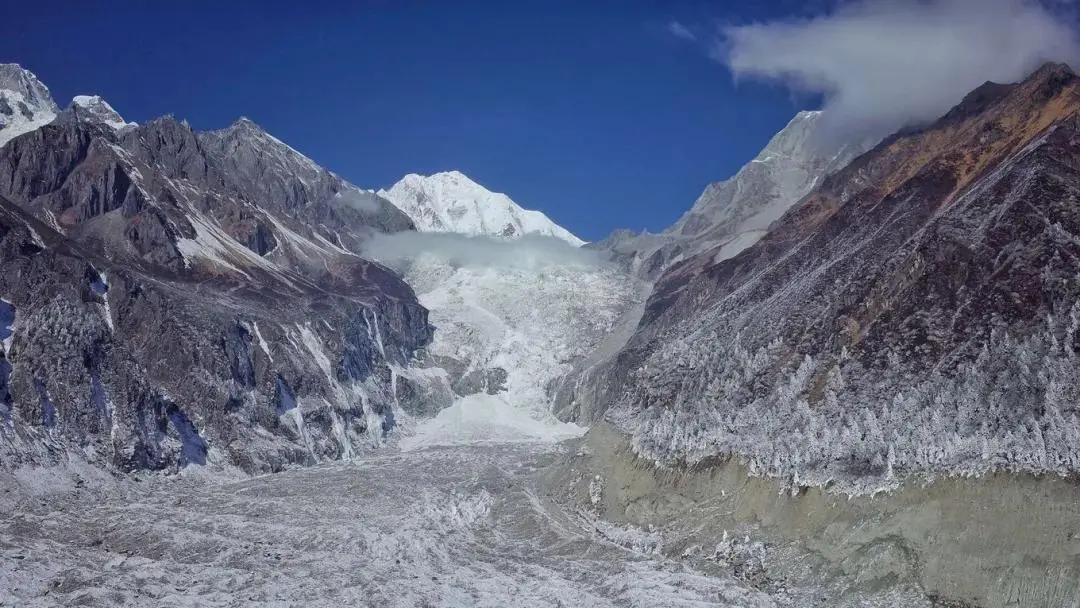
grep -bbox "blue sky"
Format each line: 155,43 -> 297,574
2,1 -> 822,240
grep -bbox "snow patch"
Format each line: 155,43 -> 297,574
89,270 -> 113,332
0,299 -> 13,357
294,323 -> 334,382
713,230 -> 768,264
251,321 -> 273,362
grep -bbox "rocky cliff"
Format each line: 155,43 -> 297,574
0,66 -> 450,474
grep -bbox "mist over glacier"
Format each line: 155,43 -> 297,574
362,231 -> 605,272
362,230 -> 639,449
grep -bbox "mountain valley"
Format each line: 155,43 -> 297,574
2,60 -> 1080,607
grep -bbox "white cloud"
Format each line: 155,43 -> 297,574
332,189 -> 381,213
667,20 -> 697,42
718,0 -> 1080,140
361,232 -> 606,272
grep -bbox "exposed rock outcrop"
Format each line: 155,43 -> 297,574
0,67 -> 450,474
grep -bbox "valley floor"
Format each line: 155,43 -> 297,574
5,409 -> 1071,607
1,442 -> 782,608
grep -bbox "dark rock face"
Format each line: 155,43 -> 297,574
584,63 -> 1080,489
0,102 -> 446,474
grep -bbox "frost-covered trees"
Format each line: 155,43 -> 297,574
620,313 -> 1080,494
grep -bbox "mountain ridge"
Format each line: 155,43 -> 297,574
0,65 -> 451,474
591,109 -> 878,279
572,61 -> 1080,493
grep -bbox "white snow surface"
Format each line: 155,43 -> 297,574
0,64 -> 59,149
379,170 -> 586,246
70,94 -> 136,130
369,233 -> 639,449
399,393 -> 585,449
0,445 -> 829,607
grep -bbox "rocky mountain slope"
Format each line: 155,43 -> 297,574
0,65 -> 451,474
556,110 -> 876,421
577,62 -> 1080,493
0,63 -> 59,149
594,111 -> 876,279
379,170 -> 585,246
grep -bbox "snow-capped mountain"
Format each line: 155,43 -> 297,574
595,110 -> 877,278
379,171 -> 585,246
672,110 -> 873,240
0,64 -> 59,149
69,95 -> 135,131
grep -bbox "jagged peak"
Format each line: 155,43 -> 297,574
205,116 -> 323,176
68,94 -> 135,130
0,63 -> 59,113
219,116 -> 273,138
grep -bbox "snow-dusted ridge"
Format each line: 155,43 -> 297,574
0,64 -> 59,148
379,170 -> 585,246
70,95 -> 135,131
1,64 -> 139,148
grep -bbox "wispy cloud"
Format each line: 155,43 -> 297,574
667,20 -> 697,42
332,189 -> 381,213
716,0 -> 1080,140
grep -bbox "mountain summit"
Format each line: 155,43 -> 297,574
379,171 -> 585,246
0,64 -> 59,148
69,95 -> 135,131
590,110 -> 878,279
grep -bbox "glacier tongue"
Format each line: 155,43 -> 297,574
379,170 -> 586,246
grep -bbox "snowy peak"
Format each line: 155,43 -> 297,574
672,110 -> 876,240
378,171 -> 585,246
0,64 -> 59,148
69,95 -> 135,131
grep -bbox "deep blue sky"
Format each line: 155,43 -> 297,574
1,1 -> 819,241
